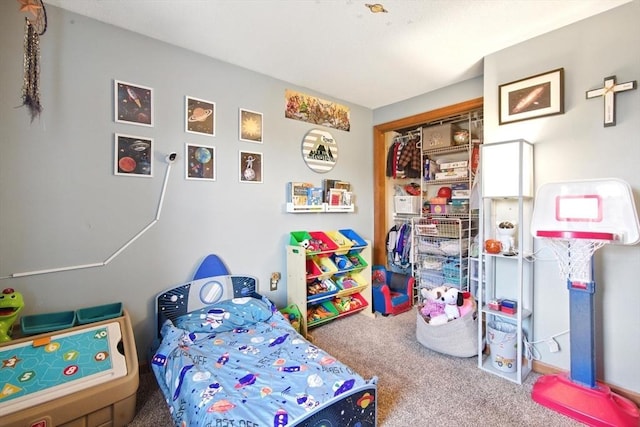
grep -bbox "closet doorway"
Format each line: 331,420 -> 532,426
372,97 -> 483,265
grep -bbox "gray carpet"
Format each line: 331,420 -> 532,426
128,308 -> 582,426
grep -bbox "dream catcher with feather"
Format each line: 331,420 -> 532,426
18,0 -> 47,121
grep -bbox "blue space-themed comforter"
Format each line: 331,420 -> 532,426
151,295 -> 376,427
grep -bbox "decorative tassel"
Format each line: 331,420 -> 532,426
19,0 -> 47,122
22,17 -> 42,121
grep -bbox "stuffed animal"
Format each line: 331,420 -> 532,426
419,287 -> 448,325
0,288 -> 24,343
438,287 -> 464,320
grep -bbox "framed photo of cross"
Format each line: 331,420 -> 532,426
586,75 -> 637,127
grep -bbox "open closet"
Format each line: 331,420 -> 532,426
372,98 -> 483,267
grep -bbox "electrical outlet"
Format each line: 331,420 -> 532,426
270,272 -> 281,291
547,338 -> 560,353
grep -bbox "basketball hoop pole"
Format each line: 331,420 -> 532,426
531,240 -> 640,427
566,257 -> 596,388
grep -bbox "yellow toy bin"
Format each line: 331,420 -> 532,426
325,230 -> 353,255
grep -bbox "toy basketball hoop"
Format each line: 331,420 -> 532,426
530,178 -> 640,427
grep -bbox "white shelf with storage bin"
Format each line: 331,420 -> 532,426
477,139 -> 534,385
286,229 -> 373,338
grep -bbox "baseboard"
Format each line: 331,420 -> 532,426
532,360 -> 640,407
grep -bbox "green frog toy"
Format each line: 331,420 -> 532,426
0,288 -> 24,343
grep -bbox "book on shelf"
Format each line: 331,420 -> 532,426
322,179 -> 351,203
328,188 -> 346,206
288,182 -> 314,205
307,187 -> 324,206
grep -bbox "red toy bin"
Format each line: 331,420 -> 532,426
332,293 -> 368,315
290,230 -> 337,256
305,258 -> 323,279
307,231 -> 339,255
339,229 -> 367,251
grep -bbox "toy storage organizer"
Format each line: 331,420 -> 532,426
286,229 -> 374,338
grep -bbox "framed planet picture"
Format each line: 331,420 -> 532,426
114,134 -> 153,177
185,143 -> 216,181
185,96 -> 215,136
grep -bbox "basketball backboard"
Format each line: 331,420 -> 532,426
531,178 -> 639,245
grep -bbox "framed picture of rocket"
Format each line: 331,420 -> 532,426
499,68 -> 564,125
185,96 -> 216,136
114,80 -> 154,127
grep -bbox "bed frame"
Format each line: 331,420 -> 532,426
155,273 -> 259,336
153,254 -> 378,426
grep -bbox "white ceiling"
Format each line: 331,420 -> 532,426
44,0 -> 631,109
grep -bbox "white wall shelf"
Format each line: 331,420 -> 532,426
285,203 -> 355,213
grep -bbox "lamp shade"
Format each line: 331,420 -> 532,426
481,139 -> 534,198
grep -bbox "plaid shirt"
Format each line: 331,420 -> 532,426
397,138 -> 422,174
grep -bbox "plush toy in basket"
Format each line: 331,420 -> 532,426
416,286 -> 478,357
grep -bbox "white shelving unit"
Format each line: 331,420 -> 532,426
477,139 -> 534,384
406,108 -> 482,301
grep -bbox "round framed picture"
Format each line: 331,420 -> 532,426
301,129 -> 338,173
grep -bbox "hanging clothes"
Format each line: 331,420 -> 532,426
386,141 -> 401,178
397,136 -> 422,178
386,222 -> 412,275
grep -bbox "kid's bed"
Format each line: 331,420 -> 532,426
151,255 -> 377,427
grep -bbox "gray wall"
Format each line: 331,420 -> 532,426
0,4 -> 373,359
373,76 -> 483,125
483,2 -> 639,391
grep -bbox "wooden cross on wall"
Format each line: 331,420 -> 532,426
586,75 -> 637,127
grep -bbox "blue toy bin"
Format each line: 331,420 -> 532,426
21,310 -> 76,336
339,229 -> 367,251
76,302 -> 123,325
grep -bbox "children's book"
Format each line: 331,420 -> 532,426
288,182 -> 313,205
